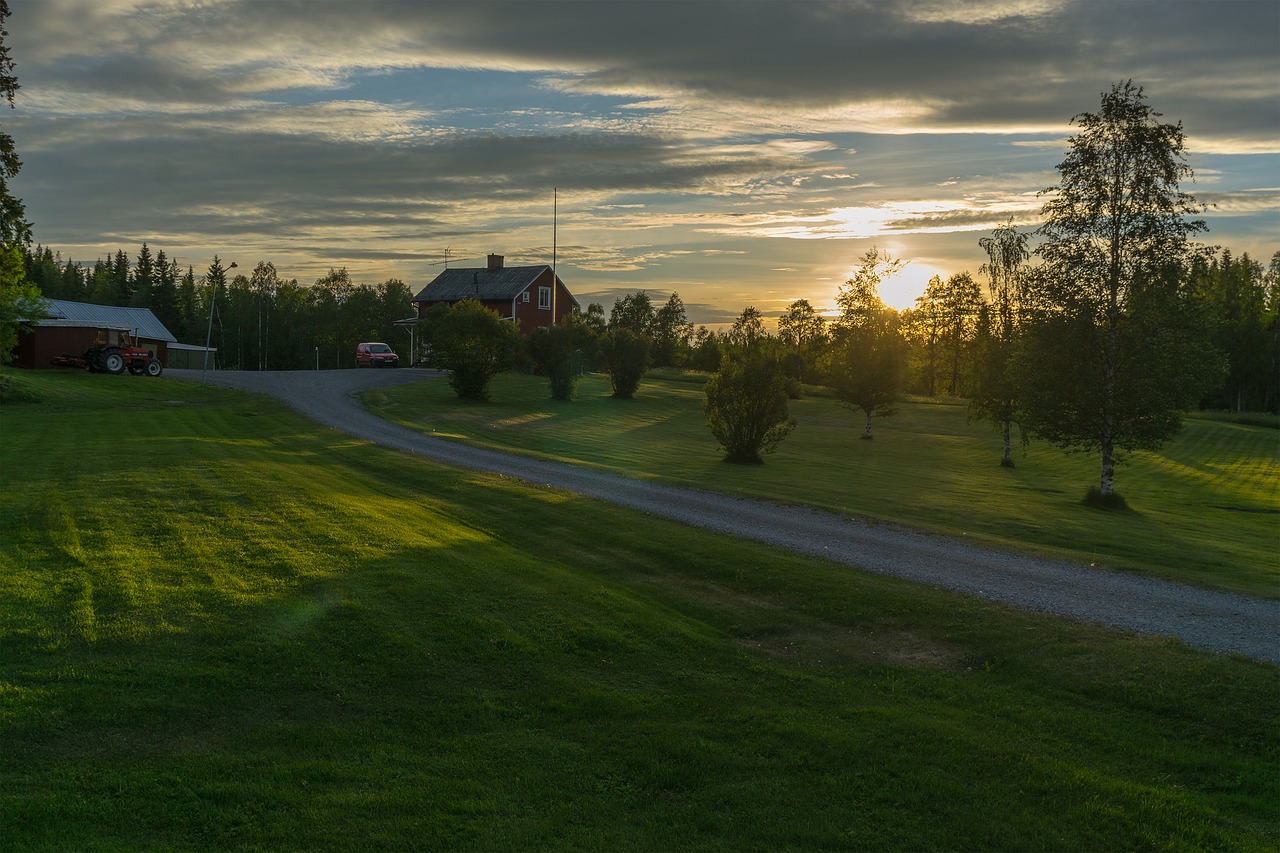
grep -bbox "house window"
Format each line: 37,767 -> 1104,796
538,286 -> 551,309
522,291 -> 530,303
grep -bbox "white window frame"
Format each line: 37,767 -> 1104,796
538,286 -> 552,310
522,291 -> 530,303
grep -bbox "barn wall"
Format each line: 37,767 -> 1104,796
13,327 -> 170,370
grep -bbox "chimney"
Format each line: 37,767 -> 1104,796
487,253 -> 504,271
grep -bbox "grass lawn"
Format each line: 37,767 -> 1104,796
2,370 -> 1277,850
365,371 -> 1280,599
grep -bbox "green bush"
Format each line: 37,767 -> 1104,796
600,327 -> 650,400
703,356 -> 796,463
528,318 -> 595,401
424,300 -> 522,400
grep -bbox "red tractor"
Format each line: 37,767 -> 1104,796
51,327 -> 164,376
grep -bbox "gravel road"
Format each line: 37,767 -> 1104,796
167,368 -> 1280,664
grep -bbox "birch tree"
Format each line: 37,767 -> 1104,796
1019,81 -> 1221,503
970,221 -> 1030,467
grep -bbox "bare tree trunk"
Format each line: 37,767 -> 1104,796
862,409 -> 874,439
1001,419 -> 1014,467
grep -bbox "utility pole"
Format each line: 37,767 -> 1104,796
552,187 -> 557,324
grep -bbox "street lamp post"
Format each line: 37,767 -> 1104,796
201,260 -> 236,385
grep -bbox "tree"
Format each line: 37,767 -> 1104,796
313,268 -> 352,369
935,271 -> 983,396
424,300 -> 521,400
687,325 -> 723,373
703,354 -> 795,464
608,290 -> 655,335
1193,250 -> 1276,413
777,298 -> 826,385
725,305 -> 768,357
529,314 -> 595,400
651,292 -> 692,367
602,291 -> 657,398
970,220 -> 1030,466
599,326 -> 650,399
828,247 -> 907,439
130,243 -> 155,308
902,279 -> 944,396
175,266 -> 199,342
150,250 -> 179,334
110,249 -> 131,306
0,1 -> 29,248
1020,81 -> 1222,502
249,261 -> 280,370
0,243 -> 42,367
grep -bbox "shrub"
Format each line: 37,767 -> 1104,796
600,327 -> 650,400
528,318 -> 595,401
425,300 -> 522,400
703,356 -> 796,464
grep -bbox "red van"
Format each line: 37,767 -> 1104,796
355,342 -> 400,368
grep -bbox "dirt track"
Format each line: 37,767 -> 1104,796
166,367 -> 1280,664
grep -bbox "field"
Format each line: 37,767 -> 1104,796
1,370 -> 1277,850
364,371 -> 1280,600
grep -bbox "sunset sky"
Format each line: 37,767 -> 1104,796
9,0 -> 1278,325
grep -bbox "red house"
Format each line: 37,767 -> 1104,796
411,254 -> 578,335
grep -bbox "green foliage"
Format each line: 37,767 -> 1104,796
0,243 -> 43,365
828,249 -> 907,438
424,299 -> 521,400
1084,486 -> 1132,511
1193,250 -> 1279,413
970,221 -> 1032,466
777,298 -> 827,384
1027,81 -> 1218,495
651,291 -> 692,367
0,0 -> 28,248
608,290 -> 655,334
528,316 -> 595,400
703,355 -> 796,463
599,325 -> 650,399
687,325 -> 724,373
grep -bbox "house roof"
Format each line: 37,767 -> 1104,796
38,299 -> 177,343
412,265 -> 578,306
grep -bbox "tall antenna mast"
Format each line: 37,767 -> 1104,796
551,187 -> 558,323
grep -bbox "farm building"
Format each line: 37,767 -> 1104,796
411,254 -> 579,335
12,299 -> 180,370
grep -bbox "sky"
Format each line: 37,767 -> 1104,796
8,0 -> 1279,326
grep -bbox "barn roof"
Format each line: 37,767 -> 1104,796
39,299 -> 177,343
412,264 -> 576,307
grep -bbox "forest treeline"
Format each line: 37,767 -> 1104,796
22,247 -> 415,371
21,238 -> 1279,414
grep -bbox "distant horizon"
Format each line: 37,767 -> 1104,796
10,0 -> 1278,325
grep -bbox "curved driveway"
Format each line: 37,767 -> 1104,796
167,368 -> 1280,664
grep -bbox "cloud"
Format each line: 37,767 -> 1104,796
8,0 -> 1276,304
15,0 -> 1278,144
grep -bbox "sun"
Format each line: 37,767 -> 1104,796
881,260 -> 948,310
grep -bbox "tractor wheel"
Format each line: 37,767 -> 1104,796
102,348 -> 126,374
145,359 -> 163,377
